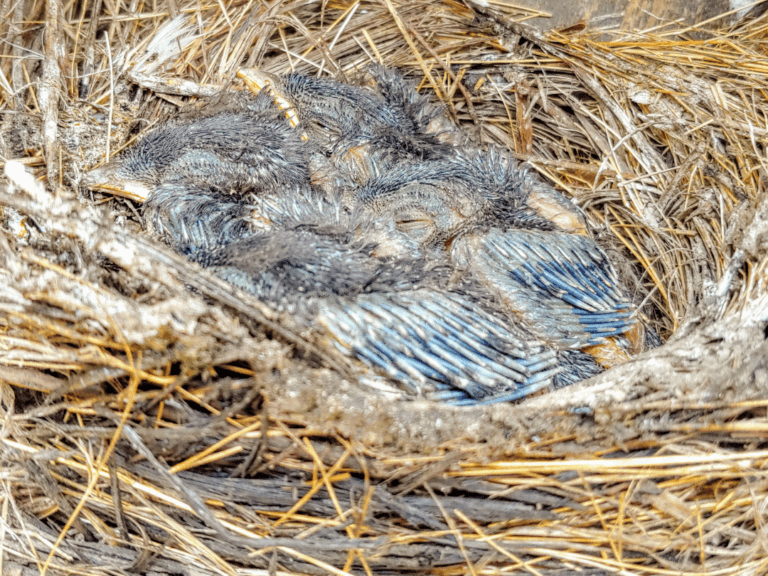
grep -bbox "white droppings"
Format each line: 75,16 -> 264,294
629,88 -> 654,105
128,15 -> 198,76
731,0 -> 758,19
3,208 -> 29,244
99,237 -> 137,269
4,160 -> 47,203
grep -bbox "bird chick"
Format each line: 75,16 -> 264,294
238,66 -> 453,189
194,202 -> 601,404
86,67 -> 646,403
239,69 -> 413,138
363,63 -> 466,146
352,147 -> 640,357
354,156 -> 481,246
84,89 -> 314,253
84,89 -> 311,200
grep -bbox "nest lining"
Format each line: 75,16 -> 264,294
1,1 -> 768,575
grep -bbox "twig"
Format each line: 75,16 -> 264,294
104,31 -> 114,161
40,0 -> 65,194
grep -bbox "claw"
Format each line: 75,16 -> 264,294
237,67 -> 306,137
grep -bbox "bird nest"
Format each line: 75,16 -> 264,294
2,1 -> 768,574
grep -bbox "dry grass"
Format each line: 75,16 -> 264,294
1,1 -> 768,575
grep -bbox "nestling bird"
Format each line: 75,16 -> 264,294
195,195 -> 603,404
84,65 -> 655,403
353,147 -> 639,359
238,66 -> 454,189
84,89 -> 312,254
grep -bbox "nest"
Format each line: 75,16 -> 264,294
2,1 -> 768,574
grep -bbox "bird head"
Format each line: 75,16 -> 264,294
82,157 -> 154,203
82,127 -> 185,202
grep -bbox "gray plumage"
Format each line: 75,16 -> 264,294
354,147 -> 557,235
87,90 -> 310,192
81,68 -> 642,404
354,157 -> 480,245
267,67 -> 453,188
365,64 -> 446,134
86,90 -> 313,253
352,147 -> 637,348
364,64 -> 467,147
194,206 -> 591,404
142,182 -> 261,255
269,72 -> 415,137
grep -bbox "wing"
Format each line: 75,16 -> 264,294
144,182 -> 262,256
175,215 -> 603,405
458,228 -> 635,348
316,290 -> 570,405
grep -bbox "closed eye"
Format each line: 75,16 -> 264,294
396,218 -> 433,231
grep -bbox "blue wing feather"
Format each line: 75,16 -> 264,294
457,228 -> 635,348
318,290 -> 565,401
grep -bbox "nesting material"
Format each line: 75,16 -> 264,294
1,1 -> 768,575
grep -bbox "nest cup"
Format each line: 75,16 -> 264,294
1,1 -> 768,575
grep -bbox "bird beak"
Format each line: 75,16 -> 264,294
525,188 -> 588,236
82,164 -> 150,203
